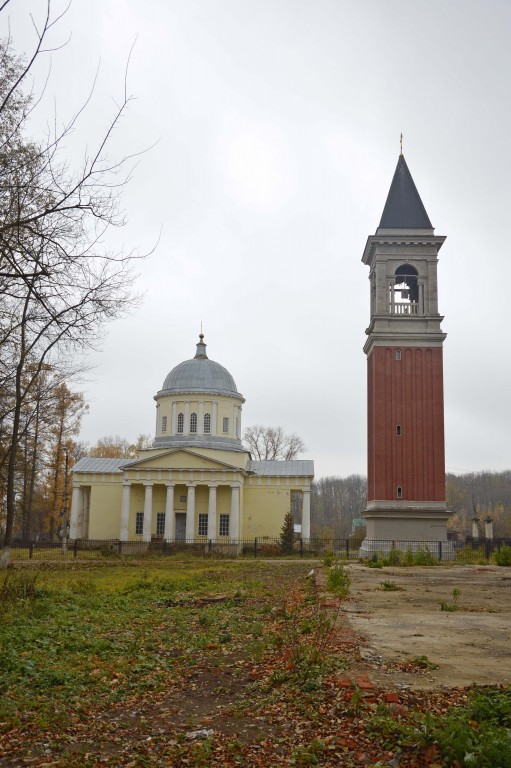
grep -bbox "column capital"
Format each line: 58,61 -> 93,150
165,481 -> 175,488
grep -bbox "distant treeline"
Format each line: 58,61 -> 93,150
311,471 -> 511,538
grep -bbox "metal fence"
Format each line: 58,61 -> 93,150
6,536 -> 511,563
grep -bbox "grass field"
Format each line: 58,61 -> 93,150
1,558 -> 510,767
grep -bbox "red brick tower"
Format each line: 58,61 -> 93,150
361,154 -> 450,550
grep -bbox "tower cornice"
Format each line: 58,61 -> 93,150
362,233 -> 446,266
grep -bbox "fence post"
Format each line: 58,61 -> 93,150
300,538 -> 303,557
485,540 -> 491,561
254,537 -> 257,558
29,542 -> 34,559
346,539 -> 349,559
438,540 -> 442,561
73,539 -> 78,558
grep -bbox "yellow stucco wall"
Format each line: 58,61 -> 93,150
154,395 -> 243,441
74,469 -> 310,541
88,483 -> 123,539
243,486 -> 291,538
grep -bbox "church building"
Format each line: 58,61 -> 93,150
70,335 -> 314,543
361,153 -> 450,550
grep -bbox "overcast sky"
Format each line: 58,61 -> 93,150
4,0 -> 511,479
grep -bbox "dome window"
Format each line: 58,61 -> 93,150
222,417 -> 229,434
204,413 -> 211,434
177,413 -> 184,434
162,416 -> 167,433
190,413 -> 197,433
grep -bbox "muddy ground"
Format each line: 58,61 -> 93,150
338,564 -> 511,690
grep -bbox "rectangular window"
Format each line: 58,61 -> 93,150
219,514 -> 229,537
162,415 -> 167,433
198,513 -> 208,537
179,495 -> 187,503
222,417 -> 229,434
396,425 -> 402,436
396,349 -> 402,361
156,512 -> 165,536
135,511 -> 144,535
397,486 -> 403,499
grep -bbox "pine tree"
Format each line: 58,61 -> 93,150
280,511 -> 295,555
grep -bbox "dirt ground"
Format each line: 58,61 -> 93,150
338,564 -> 511,691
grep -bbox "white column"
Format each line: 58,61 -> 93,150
142,483 -> 153,542
70,485 -> 82,539
198,400 -> 204,435
185,484 -> 195,540
212,401 -> 218,434
207,485 -> 217,540
164,483 -> 175,541
301,489 -> 311,540
230,485 -> 240,541
184,401 -> 190,435
120,481 -> 131,541
171,402 -> 177,434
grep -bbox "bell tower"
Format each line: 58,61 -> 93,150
361,153 -> 450,550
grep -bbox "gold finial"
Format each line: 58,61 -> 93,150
199,321 -> 204,342
400,133 -> 403,156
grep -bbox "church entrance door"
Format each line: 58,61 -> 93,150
175,513 -> 186,541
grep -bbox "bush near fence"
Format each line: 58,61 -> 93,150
6,537 -> 511,564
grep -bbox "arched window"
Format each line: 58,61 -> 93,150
204,413 -> 211,434
396,349 -> 402,361
190,412 -> 197,433
177,413 -> 184,434
391,264 -> 419,315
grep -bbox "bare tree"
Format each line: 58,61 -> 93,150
243,425 -> 306,461
0,4 -> 146,567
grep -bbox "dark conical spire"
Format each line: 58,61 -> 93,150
379,155 -> 432,229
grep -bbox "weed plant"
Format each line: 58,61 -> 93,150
380,580 -> 403,591
368,687 -> 511,767
326,560 -> 351,597
365,546 -> 438,568
440,587 -> 461,612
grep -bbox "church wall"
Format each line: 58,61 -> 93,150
88,482 -> 122,539
243,486 -> 291,538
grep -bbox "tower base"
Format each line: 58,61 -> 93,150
360,502 -> 452,558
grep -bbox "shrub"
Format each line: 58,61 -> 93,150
495,546 -> 511,567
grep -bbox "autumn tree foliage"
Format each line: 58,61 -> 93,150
0,2 -> 143,566
0,368 -> 87,542
88,434 -> 152,459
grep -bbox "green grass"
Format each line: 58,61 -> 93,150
1,559 -> 509,767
